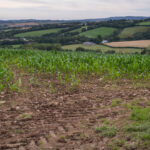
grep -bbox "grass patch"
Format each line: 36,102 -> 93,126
79,27 -> 117,38
130,107 -> 150,121
125,122 -> 150,140
111,98 -> 122,107
137,21 -> 150,26
119,26 -> 150,39
96,125 -> 117,138
124,107 -> 150,141
62,44 -> 142,54
15,28 -> 65,37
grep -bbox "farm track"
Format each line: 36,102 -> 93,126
0,73 -> 150,150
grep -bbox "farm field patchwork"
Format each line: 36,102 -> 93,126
70,26 -> 87,33
0,49 -> 150,149
137,21 -> 150,26
62,44 -> 142,53
79,27 -> 117,38
106,40 -> 150,48
15,28 -> 65,37
119,26 -> 150,39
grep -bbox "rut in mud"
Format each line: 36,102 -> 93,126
0,73 -> 150,150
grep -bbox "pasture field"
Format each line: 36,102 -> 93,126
137,21 -> 150,26
15,28 -> 64,37
106,40 -> 150,48
119,26 -> 150,39
62,44 -> 142,53
70,27 -> 82,33
1,49 -> 150,149
79,27 -> 117,38
70,26 -> 87,33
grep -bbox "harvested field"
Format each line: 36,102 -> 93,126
106,40 -> 150,48
9,22 -> 39,27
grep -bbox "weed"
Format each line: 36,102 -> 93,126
14,129 -> 22,134
49,83 -> 55,93
96,125 -> 117,138
60,135 -> 66,139
111,98 -> 122,107
130,107 -> 150,121
20,113 -> 32,119
9,80 -> 22,93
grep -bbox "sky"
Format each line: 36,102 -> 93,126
0,0 -> 150,20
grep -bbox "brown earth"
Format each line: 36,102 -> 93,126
0,72 -> 150,150
106,40 -> 150,48
9,22 -> 39,28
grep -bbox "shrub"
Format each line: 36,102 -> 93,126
76,47 -> 86,51
141,46 -> 150,55
105,50 -> 116,54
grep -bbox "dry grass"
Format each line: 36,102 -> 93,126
106,40 -> 150,48
62,44 -> 142,53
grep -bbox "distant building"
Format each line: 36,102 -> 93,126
83,42 -> 96,45
22,38 -> 29,42
102,40 -> 108,44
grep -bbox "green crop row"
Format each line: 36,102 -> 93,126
0,49 -> 150,91
0,57 -> 14,91
0,49 -> 150,79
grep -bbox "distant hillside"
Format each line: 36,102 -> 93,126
0,16 -> 150,24
81,16 -> 150,22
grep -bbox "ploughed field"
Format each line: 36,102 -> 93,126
1,49 -> 150,150
106,40 -> 150,48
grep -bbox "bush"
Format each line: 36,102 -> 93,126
21,43 -> 62,51
141,46 -> 150,55
105,50 -> 116,54
76,47 -> 86,51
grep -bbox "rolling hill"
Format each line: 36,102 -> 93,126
79,27 -> 117,38
137,21 -> 150,26
119,26 -> 150,39
15,28 -> 64,37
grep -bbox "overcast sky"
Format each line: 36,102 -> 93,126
0,0 -> 150,20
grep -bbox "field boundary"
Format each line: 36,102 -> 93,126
102,43 -> 143,50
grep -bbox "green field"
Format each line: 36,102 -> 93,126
70,26 -> 87,33
0,49 -> 149,91
79,27 -> 117,38
1,49 -> 150,149
15,28 -> 65,37
137,21 -> 150,26
62,44 -> 142,54
119,26 -> 150,39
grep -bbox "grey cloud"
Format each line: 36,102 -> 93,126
0,0 -> 149,19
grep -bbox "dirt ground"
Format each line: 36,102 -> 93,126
0,73 -> 150,150
106,40 -> 150,48
8,22 -> 39,28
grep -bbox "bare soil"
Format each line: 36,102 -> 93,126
106,40 -> 150,48
0,73 -> 150,150
9,22 -> 39,28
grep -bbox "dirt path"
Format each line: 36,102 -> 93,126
0,74 -> 150,150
